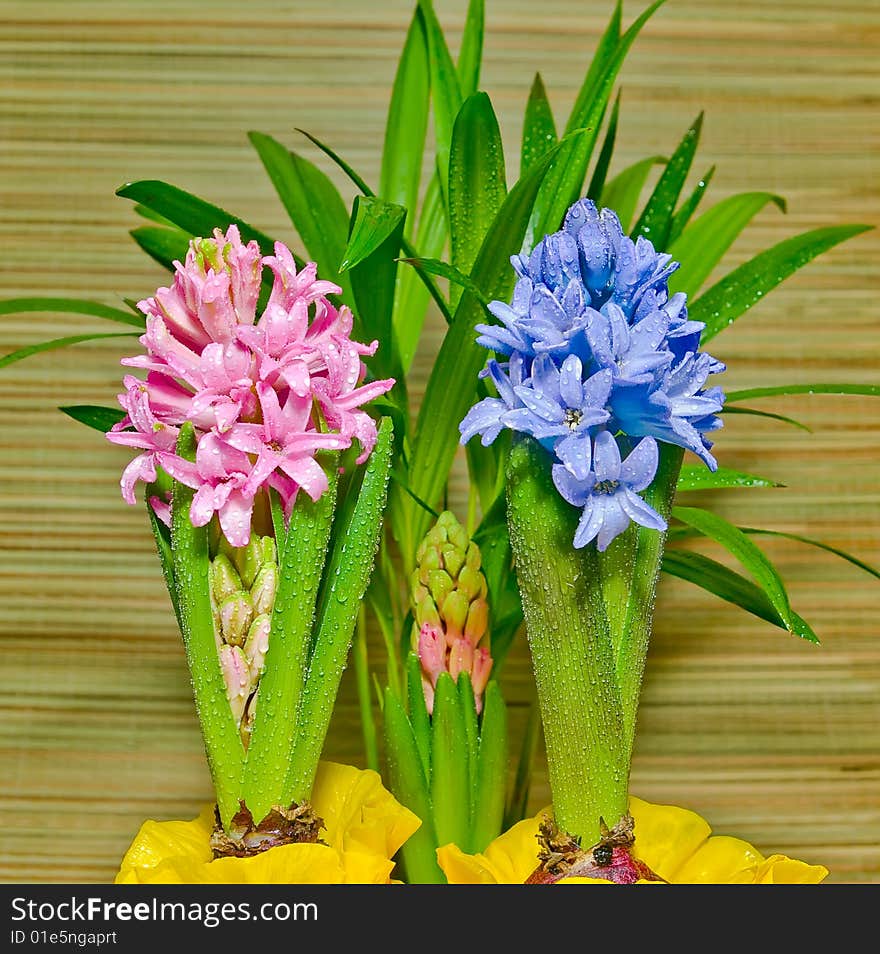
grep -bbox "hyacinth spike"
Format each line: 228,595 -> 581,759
220,645 -> 250,727
250,564 -> 278,617
219,591 -> 254,646
210,554 -> 242,603
244,614 -> 271,683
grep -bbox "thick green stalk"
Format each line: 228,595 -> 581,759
615,445 -> 683,758
241,460 -> 338,821
169,424 -> 245,827
506,436 -> 627,844
285,420 -> 394,801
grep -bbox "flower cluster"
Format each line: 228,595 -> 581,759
107,226 -> 394,546
460,199 -> 725,550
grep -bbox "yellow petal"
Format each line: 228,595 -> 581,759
753,854 -> 829,884
436,844 -> 504,884
311,761 -> 420,858
674,835 -> 765,884
629,796 -> 711,881
115,806 -> 214,883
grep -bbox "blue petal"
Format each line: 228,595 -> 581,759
620,487 -> 667,532
573,496 -> 604,549
581,368 -> 613,410
514,384 -> 564,423
503,407 -> 567,440
559,354 -> 583,409
592,429 -> 621,482
552,463 -> 595,507
596,496 -> 630,551
555,431 -> 592,481
620,437 -> 659,492
459,398 -> 507,445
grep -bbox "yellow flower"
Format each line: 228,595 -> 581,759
116,762 -> 420,884
437,796 -> 828,885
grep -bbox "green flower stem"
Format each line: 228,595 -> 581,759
506,436 -> 628,844
170,424 -> 245,827
241,458 -> 338,823
285,419 -> 394,803
615,445 -> 683,758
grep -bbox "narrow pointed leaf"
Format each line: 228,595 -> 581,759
694,224 -> 872,343
170,423 -> 245,825
0,297 -> 144,328
676,464 -> 782,491
521,73 -> 558,178
457,0 -> 485,97
721,404 -> 811,432
340,197 -> 406,272
600,155 -> 666,231
406,652 -> 432,783
295,128 -> 374,197
248,131 -> 351,295
130,225 -> 192,272
383,690 -> 445,883
504,699 -> 540,829
380,9 -> 430,229
661,548 -> 819,643
473,681 -> 507,852
668,192 -> 787,298
672,505 -> 795,632
632,112 -> 703,248
449,92 -> 507,309
59,405 -> 126,432
417,0 -> 462,201
666,164 -> 715,246
242,456 -> 339,820
739,529 -> 880,581
116,180 -> 284,258
726,383 -> 880,402
133,203 -> 179,228
527,0 -> 668,248
0,332 -> 139,370
586,91 -> 620,202
399,257 -> 481,308
431,673 -> 470,849
287,419 -> 394,801
564,0 -> 621,136
458,672 -> 480,834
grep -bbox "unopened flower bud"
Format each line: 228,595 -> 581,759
250,564 -> 278,616
448,637 -> 475,681
232,536 -> 263,589
220,645 -> 250,726
244,614 -> 271,682
219,591 -> 253,646
211,554 -> 242,603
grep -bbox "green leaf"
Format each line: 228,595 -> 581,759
399,257 -> 484,307
456,0 -> 485,98
564,0 -> 621,137
286,419 -> 394,802
600,155 -> 666,232
242,456 -> 339,821
345,197 -> 406,381
130,225 -> 192,272
668,192 -> 787,298
473,681 -> 507,852
146,484 -> 180,630
661,548 -> 819,644
405,131 -> 588,557
406,652 -> 432,783
170,424 -> 245,825
632,112 -> 703,248
505,699 -> 540,829
340,196 -> 407,273
666,164 -> 715,246
527,0 -> 668,248
431,672 -> 471,849
0,332 -> 139,370
417,0 -> 463,203
248,131 -> 351,294
586,90 -> 620,202
380,9 -> 430,232
676,464 -> 782,491
740,528 -> 880,581
726,383 -> 880,402
721,404 -> 812,432
383,689 -> 445,883
693,224 -> 873,343
295,128 -> 374,197
458,672 -> 480,844
449,92 -> 507,309
672,505 -> 795,633
59,405 -> 125,432
116,180 -> 283,258
520,73 -> 558,178
0,296 -> 144,328
132,203 -> 179,228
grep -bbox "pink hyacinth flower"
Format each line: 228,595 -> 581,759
107,227 -> 394,546
417,622 -> 494,715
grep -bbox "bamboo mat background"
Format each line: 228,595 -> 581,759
1,0 -> 877,884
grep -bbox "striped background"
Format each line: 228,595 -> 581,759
1,0 -> 878,882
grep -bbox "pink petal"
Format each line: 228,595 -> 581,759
218,489 -> 255,547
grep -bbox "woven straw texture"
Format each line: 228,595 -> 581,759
0,0 -> 877,882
